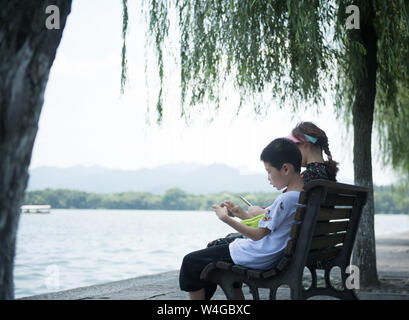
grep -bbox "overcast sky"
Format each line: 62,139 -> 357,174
29,0 -> 398,185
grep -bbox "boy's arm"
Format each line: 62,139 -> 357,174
248,206 -> 268,217
212,205 -> 270,241
222,216 -> 270,241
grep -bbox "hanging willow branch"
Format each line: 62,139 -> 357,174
120,0 -> 129,94
148,0 -> 169,123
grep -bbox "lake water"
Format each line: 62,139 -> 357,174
14,209 -> 409,299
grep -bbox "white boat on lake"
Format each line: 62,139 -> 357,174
21,205 -> 51,214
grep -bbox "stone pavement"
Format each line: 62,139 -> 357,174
20,231 -> 409,300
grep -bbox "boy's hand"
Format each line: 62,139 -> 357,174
212,205 -> 229,222
221,201 -> 248,219
220,202 -> 234,217
248,206 -> 268,217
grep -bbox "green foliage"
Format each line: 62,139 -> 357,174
23,188 -> 278,211
119,0 -> 409,182
23,186 -> 409,214
162,188 -> 190,209
374,184 -> 409,214
376,86 -> 409,178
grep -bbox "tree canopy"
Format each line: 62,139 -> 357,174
120,0 -> 409,174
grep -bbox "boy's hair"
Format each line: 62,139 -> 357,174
260,138 -> 302,173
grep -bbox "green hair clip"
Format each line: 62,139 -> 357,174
303,134 -> 318,144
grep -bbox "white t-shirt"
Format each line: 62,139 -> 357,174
228,190 -> 301,270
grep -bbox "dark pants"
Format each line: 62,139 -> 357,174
179,244 -> 233,300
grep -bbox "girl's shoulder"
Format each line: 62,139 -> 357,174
301,162 -> 330,184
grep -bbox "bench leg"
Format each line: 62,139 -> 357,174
341,289 -> 359,300
249,286 -> 260,300
308,266 -> 318,289
290,285 -> 303,300
218,278 -> 242,300
325,266 -> 359,300
217,273 -> 240,300
269,287 -> 278,300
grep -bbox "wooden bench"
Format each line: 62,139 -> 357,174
200,179 -> 371,300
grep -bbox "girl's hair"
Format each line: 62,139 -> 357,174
260,138 -> 302,173
291,122 -> 339,181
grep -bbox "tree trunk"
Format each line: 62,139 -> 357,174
0,1 -> 72,299
350,1 -> 379,287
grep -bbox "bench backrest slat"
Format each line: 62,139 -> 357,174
317,208 -> 351,221
313,221 -> 349,236
309,233 -> 346,250
323,194 -> 356,206
306,247 -> 343,265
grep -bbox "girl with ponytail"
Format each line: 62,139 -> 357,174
287,121 -> 338,183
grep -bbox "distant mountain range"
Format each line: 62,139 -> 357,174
27,163 -> 354,194
27,164 -> 276,194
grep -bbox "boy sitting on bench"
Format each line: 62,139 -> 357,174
179,138 -> 304,300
